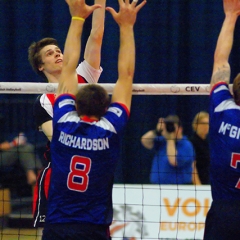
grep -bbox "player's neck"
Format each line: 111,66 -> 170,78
81,115 -> 99,122
45,71 -> 61,83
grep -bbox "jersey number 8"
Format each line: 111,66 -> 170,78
67,155 -> 91,192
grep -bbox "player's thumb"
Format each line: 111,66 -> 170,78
91,4 -> 102,13
106,7 -> 117,19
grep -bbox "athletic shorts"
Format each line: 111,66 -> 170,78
42,222 -> 111,240
33,162 -> 51,227
204,199 -> 240,240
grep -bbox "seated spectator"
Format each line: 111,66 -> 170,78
190,111 -> 210,184
141,115 -> 197,184
0,132 -> 43,185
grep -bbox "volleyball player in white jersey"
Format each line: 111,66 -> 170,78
204,0 -> 240,238
28,0 -> 106,227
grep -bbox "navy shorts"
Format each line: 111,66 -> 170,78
42,222 -> 111,240
204,200 -> 240,240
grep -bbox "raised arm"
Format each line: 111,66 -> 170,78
107,0 -> 146,111
211,0 -> 240,90
141,118 -> 163,150
141,130 -> 156,149
84,0 -> 106,69
56,0 -> 101,97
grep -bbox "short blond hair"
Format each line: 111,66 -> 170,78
192,111 -> 209,131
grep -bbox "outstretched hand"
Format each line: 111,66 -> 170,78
106,0 -> 147,27
224,0 -> 240,15
65,0 -> 102,19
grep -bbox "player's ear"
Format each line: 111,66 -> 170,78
38,65 -> 44,72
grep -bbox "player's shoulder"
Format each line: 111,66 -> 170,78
35,93 -> 55,107
210,82 -> 229,95
34,93 -> 55,120
107,102 -> 130,117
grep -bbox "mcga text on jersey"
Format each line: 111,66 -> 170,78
219,121 -> 240,139
58,131 -> 109,151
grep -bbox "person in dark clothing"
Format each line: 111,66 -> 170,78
190,111 -> 210,184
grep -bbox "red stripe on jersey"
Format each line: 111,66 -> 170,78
45,93 -> 55,106
115,102 -> 130,117
44,168 -> 51,199
78,74 -> 87,83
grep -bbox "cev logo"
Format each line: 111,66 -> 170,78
185,86 -> 201,92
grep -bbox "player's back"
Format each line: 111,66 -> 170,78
209,83 -> 240,200
47,94 -> 129,226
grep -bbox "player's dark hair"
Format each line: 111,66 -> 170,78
233,73 -> 240,105
28,38 -> 59,81
76,84 -> 110,119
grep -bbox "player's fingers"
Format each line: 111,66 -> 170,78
132,0 -> 138,5
135,0 -> 147,12
118,0 -> 124,7
106,7 -> 117,18
90,4 -> 102,13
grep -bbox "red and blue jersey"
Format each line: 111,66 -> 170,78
209,82 -> 240,200
46,94 -> 129,225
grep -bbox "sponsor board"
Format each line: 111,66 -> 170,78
110,184 -> 211,240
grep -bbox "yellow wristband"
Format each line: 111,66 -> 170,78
72,16 -> 85,22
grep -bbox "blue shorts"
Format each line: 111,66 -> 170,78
204,199 -> 240,240
42,222 -> 111,240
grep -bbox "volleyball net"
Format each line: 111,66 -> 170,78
0,82 -> 213,240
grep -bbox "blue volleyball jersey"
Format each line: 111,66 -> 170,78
46,94 -> 129,225
209,82 -> 240,200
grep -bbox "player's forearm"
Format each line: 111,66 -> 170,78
118,26 -> 135,81
141,130 -> 155,149
0,141 -> 11,151
63,20 -> 84,73
214,13 -> 238,65
91,0 -> 105,35
41,121 -> 53,141
84,0 -> 105,67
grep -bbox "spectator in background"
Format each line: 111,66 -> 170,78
190,111 -> 210,184
141,115 -> 198,184
0,132 -> 42,185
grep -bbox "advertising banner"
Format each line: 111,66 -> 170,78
110,184 -> 212,240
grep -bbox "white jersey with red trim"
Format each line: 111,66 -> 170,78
33,60 -> 103,130
32,60 -> 102,227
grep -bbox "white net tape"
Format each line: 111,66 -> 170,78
0,82 -> 233,95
